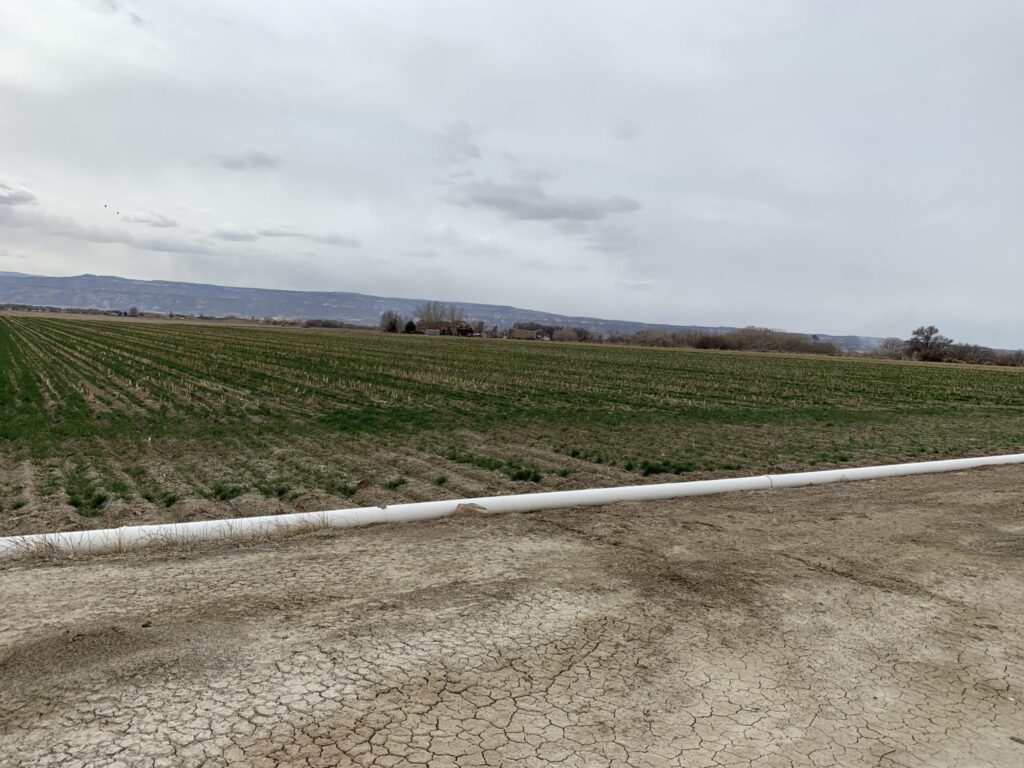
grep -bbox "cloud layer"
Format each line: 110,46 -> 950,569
212,224 -> 360,247
2,1 -> 1024,346
122,210 -> 178,228
452,178 -> 641,223
214,151 -> 281,171
0,181 -> 37,207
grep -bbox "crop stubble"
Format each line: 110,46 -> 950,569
2,314 -> 1023,535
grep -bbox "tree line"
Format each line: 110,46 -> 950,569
377,306 -> 843,354
619,326 -> 841,355
374,309 -> 1023,365
379,302 -> 483,334
872,326 -> 1024,366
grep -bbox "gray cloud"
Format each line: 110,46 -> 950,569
211,226 -> 259,242
122,210 -> 178,228
451,178 -> 641,222
0,205 -> 217,255
303,232 -> 361,247
437,121 -> 482,164
0,180 -> 37,206
0,247 -> 29,262
612,123 -> 641,141
618,278 -> 654,291
575,223 -> 637,254
212,224 -> 360,247
84,0 -> 143,26
214,151 -> 281,171
4,2 -> 1024,346
254,225 -> 302,239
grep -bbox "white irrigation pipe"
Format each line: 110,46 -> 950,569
1,453 -> 1022,559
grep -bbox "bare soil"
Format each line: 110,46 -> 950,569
2,467 -> 1023,767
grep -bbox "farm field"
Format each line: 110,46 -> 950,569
2,312 -> 1024,535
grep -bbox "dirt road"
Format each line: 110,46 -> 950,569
2,467 -> 1023,767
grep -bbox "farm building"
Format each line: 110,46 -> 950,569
508,328 -> 541,340
427,322 -> 478,337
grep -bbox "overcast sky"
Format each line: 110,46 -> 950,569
2,1 -> 1023,345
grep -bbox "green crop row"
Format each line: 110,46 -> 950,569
2,314 -> 1023,530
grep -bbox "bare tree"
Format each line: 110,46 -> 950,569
379,310 -> 403,333
414,301 -> 467,330
445,304 -> 466,325
413,301 -> 444,329
907,325 -> 952,361
948,343 -> 995,365
874,337 -> 907,359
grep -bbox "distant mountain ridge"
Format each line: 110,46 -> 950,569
0,271 -> 883,351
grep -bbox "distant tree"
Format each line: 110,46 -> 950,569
907,325 -> 952,361
379,310 -> 403,333
513,321 -> 557,338
414,301 -> 466,330
909,325 -> 952,349
997,351 -> 1024,367
947,343 -> 996,365
127,305 -> 140,317
414,301 -> 440,329
447,305 -> 466,325
874,337 -> 908,359
628,326 -> 839,355
404,319 -> 417,334
304,318 -> 343,328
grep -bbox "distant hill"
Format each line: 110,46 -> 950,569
0,271 -> 883,351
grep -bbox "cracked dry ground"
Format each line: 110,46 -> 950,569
2,467 -> 1024,767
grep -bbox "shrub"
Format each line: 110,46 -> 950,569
506,466 -> 542,482
211,482 -> 246,501
66,473 -> 108,515
639,459 -> 697,476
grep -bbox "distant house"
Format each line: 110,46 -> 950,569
508,328 -> 540,341
424,322 -> 478,337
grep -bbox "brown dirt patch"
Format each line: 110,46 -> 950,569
2,466 -> 1023,767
